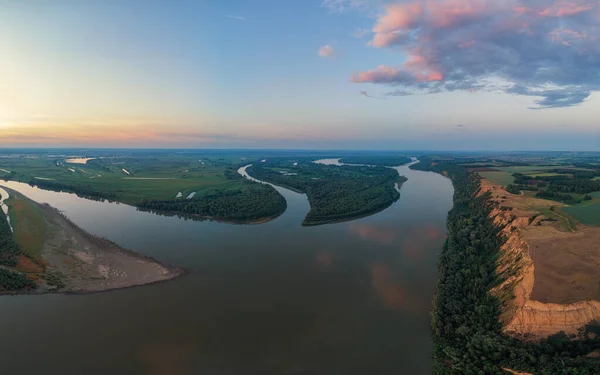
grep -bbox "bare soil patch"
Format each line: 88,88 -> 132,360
526,227 -> 600,304
39,203 -> 184,293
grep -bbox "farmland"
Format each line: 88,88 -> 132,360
0,150 -> 288,223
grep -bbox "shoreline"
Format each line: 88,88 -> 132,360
1,187 -> 187,295
135,206 -> 284,226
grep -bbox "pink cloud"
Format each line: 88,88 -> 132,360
539,1 -> 593,17
350,65 -> 404,83
426,0 -> 485,28
347,0 -> 600,107
318,44 -> 335,58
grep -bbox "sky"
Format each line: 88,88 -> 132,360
1,0 -> 599,151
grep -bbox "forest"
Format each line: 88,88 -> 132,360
505,171 -> 600,204
0,212 -> 36,291
338,155 -> 411,167
28,178 -> 117,201
411,157 -> 600,374
248,159 -> 406,225
137,179 -> 286,223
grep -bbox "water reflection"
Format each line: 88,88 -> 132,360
0,162 -> 453,375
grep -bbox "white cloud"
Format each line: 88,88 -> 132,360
225,15 -> 246,21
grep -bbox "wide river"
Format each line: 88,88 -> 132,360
0,161 -> 453,375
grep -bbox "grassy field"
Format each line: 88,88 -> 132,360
528,172 -> 570,178
478,171 -> 515,186
6,193 -> 47,258
491,165 -> 564,174
562,204 -> 600,226
593,177 -> 600,181
0,152 -> 260,204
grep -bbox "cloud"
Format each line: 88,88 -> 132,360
342,0 -> 600,108
225,15 -> 246,21
456,124 -> 464,127
360,90 -> 387,99
321,0 -> 382,13
318,44 -> 335,58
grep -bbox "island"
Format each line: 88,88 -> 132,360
246,158 -> 407,226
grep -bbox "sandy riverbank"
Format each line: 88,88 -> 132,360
5,188 -> 185,294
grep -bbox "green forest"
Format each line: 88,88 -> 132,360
137,179 -> 286,223
411,158 -> 600,374
506,170 -> 600,204
0,212 -> 36,292
248,159 -> 406,226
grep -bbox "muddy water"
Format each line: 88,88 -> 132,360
0,162 -> 453,375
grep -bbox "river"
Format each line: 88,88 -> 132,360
0,161 -> 453,375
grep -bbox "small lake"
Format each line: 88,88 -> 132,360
0,162 -> 453,375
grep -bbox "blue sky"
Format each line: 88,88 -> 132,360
1,0 -> 599,150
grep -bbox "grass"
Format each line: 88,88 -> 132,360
1,153 -> 260,205
491,165 -> 565,174
562,203 -> 600,226
538,207 -> 578,232
6,192 -> 48,258
528,173 -> 570,178
593,177 -> 600,181
478,171 -> 515,186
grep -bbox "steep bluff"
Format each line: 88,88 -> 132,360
488,193 -> 600,340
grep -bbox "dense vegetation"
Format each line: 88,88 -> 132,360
0,211 -> 20,267
248,160 -> 406,225
0,268 -> 36,291
411,157 -> 600,374
505,170 -> 600,204
28,178 -> 117,201
338,155 -> 411,166
137,179 -> 286,223
0,211 -> 36,291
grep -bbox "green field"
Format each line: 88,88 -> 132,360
491,165 -> 565,174
528,172 -> 570,178
0,153 -> 256,204
0,151 -> 290,223
562,203 -> 600,226
478,171 -> 515,186
593,177 -> 600,181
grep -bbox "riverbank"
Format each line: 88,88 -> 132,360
412,159 -> 600,374
2,188 -> 185,294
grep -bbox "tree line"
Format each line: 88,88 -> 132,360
29,179 -> 117,201
338,155 -> 411,167
0,213 -> 36,291
137,180 -> 286,223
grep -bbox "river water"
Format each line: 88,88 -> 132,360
0,162 -> 453,375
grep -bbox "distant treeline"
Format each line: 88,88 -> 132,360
338,155 -> 411,167
0,211 -> 19,267
506,171 -> 600,204
249,160 -> 405,225
0,211 -> 36,291
410,157 -> 600,374
137,180 -> 286,223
